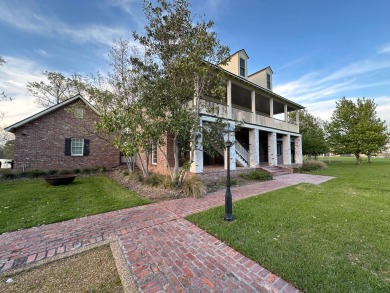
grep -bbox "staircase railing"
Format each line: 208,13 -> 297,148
235,141 -> 250,165
203,124 -> 250,167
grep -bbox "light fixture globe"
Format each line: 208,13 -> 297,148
222,124 -> 235,146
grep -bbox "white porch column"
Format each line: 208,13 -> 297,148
284,104 -> 288,128
269,98 -> 274,118
249,129 -> 260,167
296,110 -> 300,132
268,132 -> 277,166
227,80 -> 232,119
190,120 -> 203,173
224,139 -> 236,171
251,90 -> 256,123
282,134 -> 291,165
294,136 -> 303,165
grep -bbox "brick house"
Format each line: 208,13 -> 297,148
130,49 -> 305,177
5,49 -> 304,175
188,49 -> 304,174
5,95 -> 120,171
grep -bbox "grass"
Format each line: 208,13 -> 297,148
0,245 -> 123,292
0,175 -> 150,234
187,158 -> 390,292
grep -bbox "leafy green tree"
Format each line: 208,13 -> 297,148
27,71 -> 85,107
290,110 -> 328,159
0,140 -> 15,159
326,97 -> 389,164
131,0 -> 230,186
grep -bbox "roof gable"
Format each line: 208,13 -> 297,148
230,49 -> 249,60
248,66 -> 273,77
4,94 -> 98,133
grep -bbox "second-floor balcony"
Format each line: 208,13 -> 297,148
200,99 -> 299,133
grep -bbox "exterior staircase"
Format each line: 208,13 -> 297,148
209,141 -> 249,167
203,125 -> 249,167
260,165 -> 293,176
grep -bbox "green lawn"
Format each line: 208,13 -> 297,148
187,158 -> 390,292
0,175 -> 150,234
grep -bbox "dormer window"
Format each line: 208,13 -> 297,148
267,73 -> 271,89
239,58 -> 246,77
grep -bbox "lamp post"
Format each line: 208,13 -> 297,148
222,124 -> 235,221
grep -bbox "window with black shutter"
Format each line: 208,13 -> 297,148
64,138 -> 89,156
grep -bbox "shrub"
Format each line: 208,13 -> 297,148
48,169 -> 59,175
301,160 -> 327,171
182,176 -> 206,198
144,174 -> 163,187
240,170 -> 272,181
1,170 -> 17,179
26,169 -> 47,178
162,177 -> 174,189
231,179 -> 238,186
73,169 -> 81,174
82,168 -> 92,174
59,169 -> 73,175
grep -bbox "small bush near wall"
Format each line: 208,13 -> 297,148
182,176 -> 207,198
301,160 -> 327,171
0,167 -> 107,181
144,174 -> 164,187
239,170 -> 273,181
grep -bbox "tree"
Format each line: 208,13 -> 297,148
84,39 -> 162,177
290,110 -> 328,159
0,56 -> 11,102
0,139 -> 15,159
130,0 -> 230,186
27,71 -> 85,107
326,97 -> 389,164
86,1 -> 230,185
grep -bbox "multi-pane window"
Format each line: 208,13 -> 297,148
151,144 -> 158,165
74,108 -> 84,119
239,58 -> 245,77
267,74 -> 271,89
71,138 -> 84,156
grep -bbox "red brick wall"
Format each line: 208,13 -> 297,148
12,101 -> 120,170
135,134 -> 175,175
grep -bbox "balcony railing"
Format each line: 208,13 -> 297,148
199,100 -> 228,118
199,99 -> 299,133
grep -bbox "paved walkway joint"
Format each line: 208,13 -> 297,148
0,174 -> 334,292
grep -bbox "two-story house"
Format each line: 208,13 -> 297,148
189,49 -> 304,174
5,49 -> 303,175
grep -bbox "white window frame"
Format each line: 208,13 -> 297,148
71,138 -> 84,156
239,57 -> 246,77
267,73 -> 271,90
74,108 -> 84,119
151,144 -> 157,165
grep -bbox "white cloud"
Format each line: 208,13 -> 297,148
0,56 -> 45,127
107,0 -> 145,30
274,52 -> 390,116
275,56 -> 308,72
378,43 -> 390,54
34,49 -> 49,57
0,2 -> 128,46
274,45 -> 390,125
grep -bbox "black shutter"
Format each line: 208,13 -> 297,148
83,139 -> 90,156
65,138 -> 71,156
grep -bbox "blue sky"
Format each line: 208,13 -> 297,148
1,0 -> 390,128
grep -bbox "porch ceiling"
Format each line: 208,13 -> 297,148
231,82 -> 299,115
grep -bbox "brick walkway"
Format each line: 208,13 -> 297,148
0,174 -> 334,292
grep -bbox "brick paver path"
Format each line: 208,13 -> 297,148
0,174 -> 334,292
